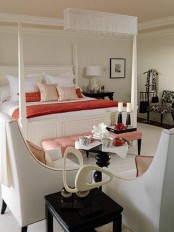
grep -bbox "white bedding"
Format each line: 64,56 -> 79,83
0,97 -> 120,122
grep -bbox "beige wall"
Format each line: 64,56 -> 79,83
137,30 -> 174,124
1,26 -> 173,124
0,27 -> 133,102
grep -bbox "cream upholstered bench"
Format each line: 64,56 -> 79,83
41,130 -> 142,156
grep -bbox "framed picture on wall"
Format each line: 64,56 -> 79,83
110,58 -> 126,79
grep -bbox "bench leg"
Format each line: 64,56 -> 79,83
137,139 -> 141,155
21,226 -> 28,232
160,114 -> 163,127
86,151 -> 89,158
1,200 -> 7,214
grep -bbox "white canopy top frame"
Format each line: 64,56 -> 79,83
0,11 -> 138,138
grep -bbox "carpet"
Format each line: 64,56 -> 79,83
0,208 -> 131,232
0,123 -> 162,232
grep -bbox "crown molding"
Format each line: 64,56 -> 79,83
0,13 -> 173,37
138,16 -> 174,31
0,13 -> 63,27
0,25 -> 131,40
138,28 -> 174,39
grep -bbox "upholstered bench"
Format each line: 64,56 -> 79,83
41,132 -> 93,155
41,130 -> 142,156
115,131 -> 142,155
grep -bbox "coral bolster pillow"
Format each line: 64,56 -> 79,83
25,92 -> 41,102
17,92 -> 41,102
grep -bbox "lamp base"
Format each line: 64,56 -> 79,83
90,77 -> 100,91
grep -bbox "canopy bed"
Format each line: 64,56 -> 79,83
0,10 -> 138,146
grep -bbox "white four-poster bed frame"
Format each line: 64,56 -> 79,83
0,13 -> 137,146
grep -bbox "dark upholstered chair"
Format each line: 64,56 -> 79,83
148,90 -> 174,126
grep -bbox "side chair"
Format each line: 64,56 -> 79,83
148,90 -> 174,126
103,128 -> 174,232
0,112 -> 79,232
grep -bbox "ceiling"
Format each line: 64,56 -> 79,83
0,0 -> 174,32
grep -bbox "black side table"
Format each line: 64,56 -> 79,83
83,91 -> 114,100
45,188 -> 123,232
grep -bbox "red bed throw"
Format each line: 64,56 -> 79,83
12,99 -> 121,120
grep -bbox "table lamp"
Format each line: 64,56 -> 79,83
86,66 -> 102,91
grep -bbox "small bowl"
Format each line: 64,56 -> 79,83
113,137 -> 125,146
102,137 -> 113,148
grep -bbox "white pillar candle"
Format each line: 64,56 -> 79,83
127,103 -> 132,112
118,102 -> 123,112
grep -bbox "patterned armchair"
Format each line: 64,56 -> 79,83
149,90 -> 174,126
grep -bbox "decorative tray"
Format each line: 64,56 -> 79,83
106,126 -> 137,134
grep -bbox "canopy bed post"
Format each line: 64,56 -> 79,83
72,44 -> 78,86
18,22 -> 28,138
0,12 -> 138,144
131,34 -> 137,128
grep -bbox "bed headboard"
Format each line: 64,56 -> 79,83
0,65 -> 77,86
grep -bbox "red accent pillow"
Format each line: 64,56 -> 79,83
18,92 -> 41,102
26,92 -> 41,102
76,88 -> 84,98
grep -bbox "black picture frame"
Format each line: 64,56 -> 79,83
110,58 -> 126,79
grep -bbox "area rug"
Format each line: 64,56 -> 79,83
53,220 -> 131,232
96,223 -> 131,232
0,210 -> 131,232
43,219 -> 131,232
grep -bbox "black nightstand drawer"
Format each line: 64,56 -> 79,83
83,91 -> 114,100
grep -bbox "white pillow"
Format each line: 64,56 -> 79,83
45,148 -> 62,167
6,75 -> 19,101
44,73 -> 75,87
6,74 -> 42,102
25,74 -> 42,92
0,85 -> 11,103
